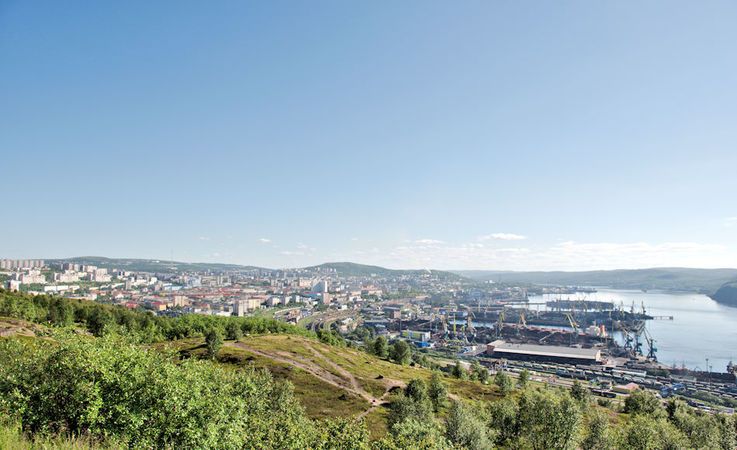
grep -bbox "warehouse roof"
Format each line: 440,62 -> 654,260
487,340 -> 601,361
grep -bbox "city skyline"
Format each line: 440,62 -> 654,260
2,1 -> 736,270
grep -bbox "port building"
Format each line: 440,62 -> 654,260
486,340 -> 602,365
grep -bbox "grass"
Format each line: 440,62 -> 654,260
170,333 -> 502,437
217,345 -> 370,419
0,423 -> 117,450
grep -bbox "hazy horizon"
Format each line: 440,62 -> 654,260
10,255 -> 737,274
2,1 -> 736,271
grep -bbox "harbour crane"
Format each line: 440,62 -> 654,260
565,313 -> 579,344
466,307 -> 476,336
516,310 -> 527,335
495,308 -> 506,339
644,328 -> 657,361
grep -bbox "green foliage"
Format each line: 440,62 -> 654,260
86,307 -> 113,337
494,370 -> 514,395
0,334 -> 368,449
378,418 -> 450,450
387,384 -> 433,431
316,328 -> 346,347
667,398 -> 735,449
0,289 -> 314,344
313,418 -> 370,450
0,420 -> 119,449
488,387 -> 582,450
516,388 -> 582,450
616,414 -> 689,450
47,298 -> 74,327
405,379 -> 429,404
205,328 -> 223,359
451,361 -> 466,380
624,389 -> 663,417
372,335 -> 388,358
224,320 -> 242,340
444,400 -> 494,450
518,368 -> 530,388
469,360 -> 489,384
570,380 -> 591,406
582,409 -> 611,450
427,372 -> 447,412
389,340 -> 411,365
488,396 -> 520,445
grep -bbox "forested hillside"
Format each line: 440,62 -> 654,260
1,290 -> 735,449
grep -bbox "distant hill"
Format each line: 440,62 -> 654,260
305,262 -> 467,281
47,256 -> 269,273
455,267 -> 737,294
711,280 -> 737,307
44,257 -> 467,281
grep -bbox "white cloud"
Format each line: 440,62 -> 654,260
367,238 -> 732,271
725,217 -> 737,227
280,250 -> 304,256
258,238 -> 272,243
478,233 -> 527,241
198,236 -> 211,241
539,241 -> 729,270
414,239 -> 445,245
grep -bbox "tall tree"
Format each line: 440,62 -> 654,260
428,372 -> 448,412
451,361 -> 467,380
518,369 -> 530,388
373,336 -> 389,358
445,400 -> 494,450
582,410 -> 611,450
405,379 -> 428,404
390,340 -> 412,365
570,380 -> 591,406
205,329 -> 223,359
494,370 -> 513,395
624,390 -> 662,417
225,321 -> 242,340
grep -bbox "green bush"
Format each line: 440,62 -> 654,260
0,334 -> 368,449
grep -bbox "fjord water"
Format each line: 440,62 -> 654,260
529,289 -> 737,372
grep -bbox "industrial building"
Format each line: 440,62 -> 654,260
487,340 -> 602,365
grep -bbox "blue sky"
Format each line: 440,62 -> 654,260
1,1 -> 736,270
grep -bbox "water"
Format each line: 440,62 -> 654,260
529,289 -> 737,372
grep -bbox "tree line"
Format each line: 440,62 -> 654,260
0,289 -> 313,342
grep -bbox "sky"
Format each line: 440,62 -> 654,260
1,1 -> 736,271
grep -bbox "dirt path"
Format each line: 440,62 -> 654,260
230,341 -> 375,402
229,340 -> 410,420
356,378 -> 404,420
307,346 -> 364,395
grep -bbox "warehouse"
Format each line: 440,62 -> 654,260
486,340 -> 602,365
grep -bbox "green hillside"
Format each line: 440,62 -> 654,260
47,256 -> 268,273
308,262 -> 467,282
1,290 -> 735,449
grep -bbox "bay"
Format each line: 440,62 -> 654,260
529,289 -> 737,372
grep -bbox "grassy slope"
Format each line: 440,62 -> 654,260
1,320 -> 499,440
170,334 -> 501,438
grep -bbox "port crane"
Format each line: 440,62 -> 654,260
516,310 -> 527,335
644,328 -> 657,361
465,307 -> 476,337
495,308 -> 506,339
565,313 -> 579,344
